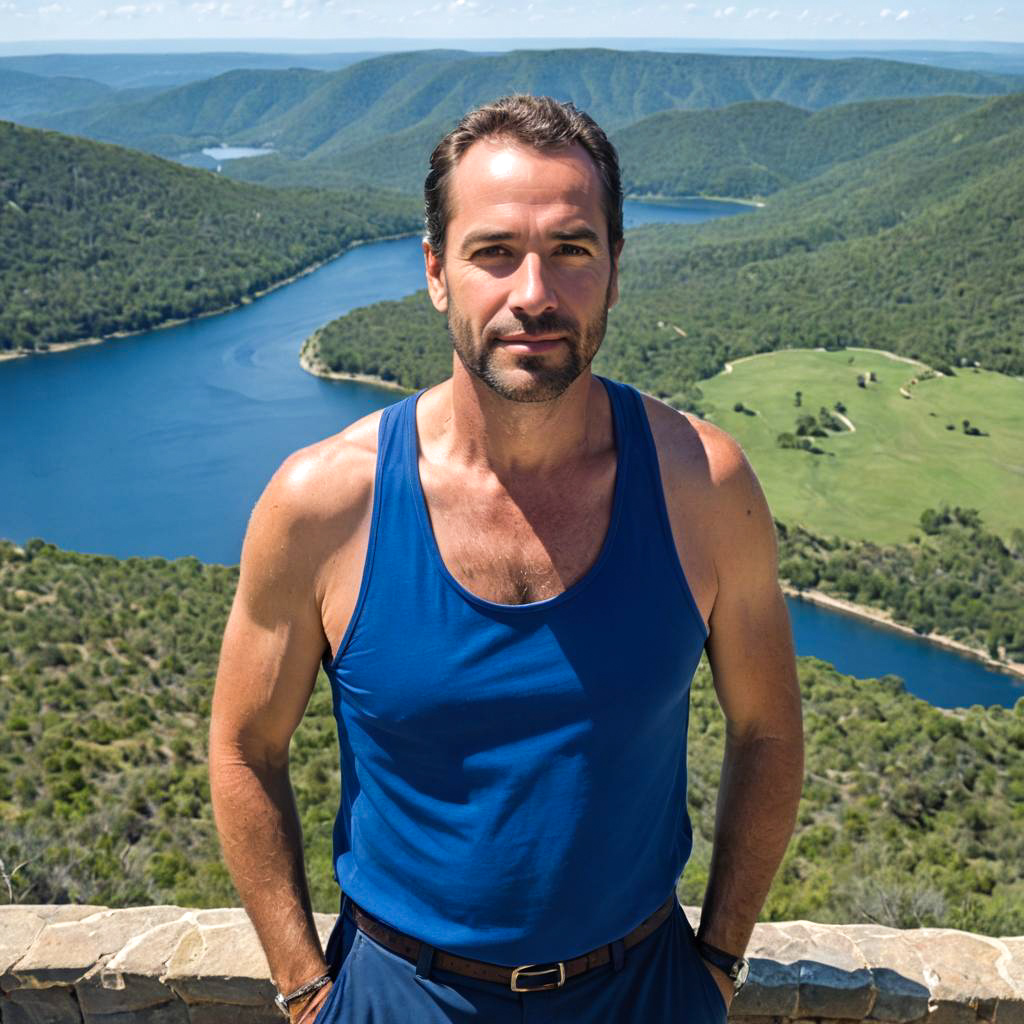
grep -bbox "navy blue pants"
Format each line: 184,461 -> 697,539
313,897 -> 728,1023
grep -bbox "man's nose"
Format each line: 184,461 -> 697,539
508,253 -> 557,317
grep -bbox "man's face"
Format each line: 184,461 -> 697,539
424,137 -> 621,403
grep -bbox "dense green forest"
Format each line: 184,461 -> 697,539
26,48 -> 1015,171
307,91 -> 1024,388
614,95 -> 983,200
1,539 -> 1021,934
778,509 -> 1024,662
0,68 -> 115,123
0,122 -> 421,354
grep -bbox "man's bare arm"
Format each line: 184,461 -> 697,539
209,440 -> 372,1012
699,434 -> 805,978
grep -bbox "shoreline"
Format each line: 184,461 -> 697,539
298,335 -> 412,393
625,191 -> 766,209
782,585 -> 1024,682
0,230 -> 420,365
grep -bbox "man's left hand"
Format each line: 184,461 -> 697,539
703,959 -> 734,1013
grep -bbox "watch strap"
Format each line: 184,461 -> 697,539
695,937 -> 745,980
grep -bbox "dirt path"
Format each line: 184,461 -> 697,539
847,346 -> 935,371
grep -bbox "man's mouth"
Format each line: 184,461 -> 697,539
494,334 -> 566,353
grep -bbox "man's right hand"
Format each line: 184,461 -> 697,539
290,980 -> 333,1024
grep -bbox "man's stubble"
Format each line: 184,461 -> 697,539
447,283 -> 613,404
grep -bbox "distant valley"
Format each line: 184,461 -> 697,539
8,48 -> 1019,184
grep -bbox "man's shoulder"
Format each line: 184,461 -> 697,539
257,406 -> 388,534
638,391 -> 754,498
638,390 -> 777,590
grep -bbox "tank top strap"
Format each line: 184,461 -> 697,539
599,376 -> 658,507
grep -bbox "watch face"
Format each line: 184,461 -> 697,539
733,959 -> 750,989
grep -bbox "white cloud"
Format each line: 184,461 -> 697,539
879,7 -> 892,16
744,5 -> 760,17
713,4 -> 735,16
994,5 -> 1005,14
684,1 -> 698,8
796,7 -> 808,19
960,12 -> 974,20
895,8 -> 909,19
825,11 -> 840,21
37,2 -> 65,14
766,8 -> 779,18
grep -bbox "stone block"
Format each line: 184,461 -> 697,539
77,974 -> 177,1017
909,930 -> 1018,1004
81,1002 -> 191,1024
732,959 -> 800,1017
1,907 -> 105,990
994,999 -> 1024,1024
868,967 -> 931,1023
185,1003 -> 281,1024
164,920 -> 273,1006
1,985 -> 82,1024
925,1001 -> 978,1024
797,960 -> 876,1020
747,922 -> 815,965
13,908 -> 187,988
996,938 -> 1024,995
79,917 -> 199,1016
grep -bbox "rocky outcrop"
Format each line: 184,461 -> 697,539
1,905 -> 1021,1023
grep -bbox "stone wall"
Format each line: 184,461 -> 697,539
1,904 -> 1021,1023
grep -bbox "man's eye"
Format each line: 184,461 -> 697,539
558,244 -> 589,256
475,245 -> 510,257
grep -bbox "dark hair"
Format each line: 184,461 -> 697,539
424,94 -> 623,259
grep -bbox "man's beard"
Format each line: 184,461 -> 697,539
447,292 -> 611,404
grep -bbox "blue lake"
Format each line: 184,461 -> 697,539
2,198 -> 1020,709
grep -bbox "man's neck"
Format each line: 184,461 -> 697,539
436,365 -> 607,479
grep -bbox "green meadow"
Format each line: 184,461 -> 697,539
698,348 -> 1024,545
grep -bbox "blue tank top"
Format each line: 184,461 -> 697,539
323,376 -> 708,965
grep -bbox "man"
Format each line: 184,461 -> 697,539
210,95 -> 803,1023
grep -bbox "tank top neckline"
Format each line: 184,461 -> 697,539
406,375 -> 631,615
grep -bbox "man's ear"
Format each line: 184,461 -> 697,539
423,240 -> 449,313
607,238 -> 624,310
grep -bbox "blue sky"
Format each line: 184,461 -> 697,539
2,0 -> 1019,44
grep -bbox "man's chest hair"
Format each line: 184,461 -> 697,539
425,475 -> 614,606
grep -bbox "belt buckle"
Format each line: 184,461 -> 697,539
510,961 -> 566,992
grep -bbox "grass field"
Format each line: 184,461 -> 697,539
697,348 -> 1024,544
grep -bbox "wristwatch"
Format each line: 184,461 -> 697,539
274,972 -> 331,1018
695,938 -> 750,993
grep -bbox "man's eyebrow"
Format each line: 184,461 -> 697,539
458,226 -> 604,254
458,230 -> 517,254
550,227 -> 602,247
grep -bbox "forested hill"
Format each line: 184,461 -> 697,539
307,91 -> 1024,390
29,48 -> 1016,168
615,95 -> 984,200
0,68 -> 114,123
0,122 -> 421,355
1,538 -> 1022,934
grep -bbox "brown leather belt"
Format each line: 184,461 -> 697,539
345,893 -> 677,992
